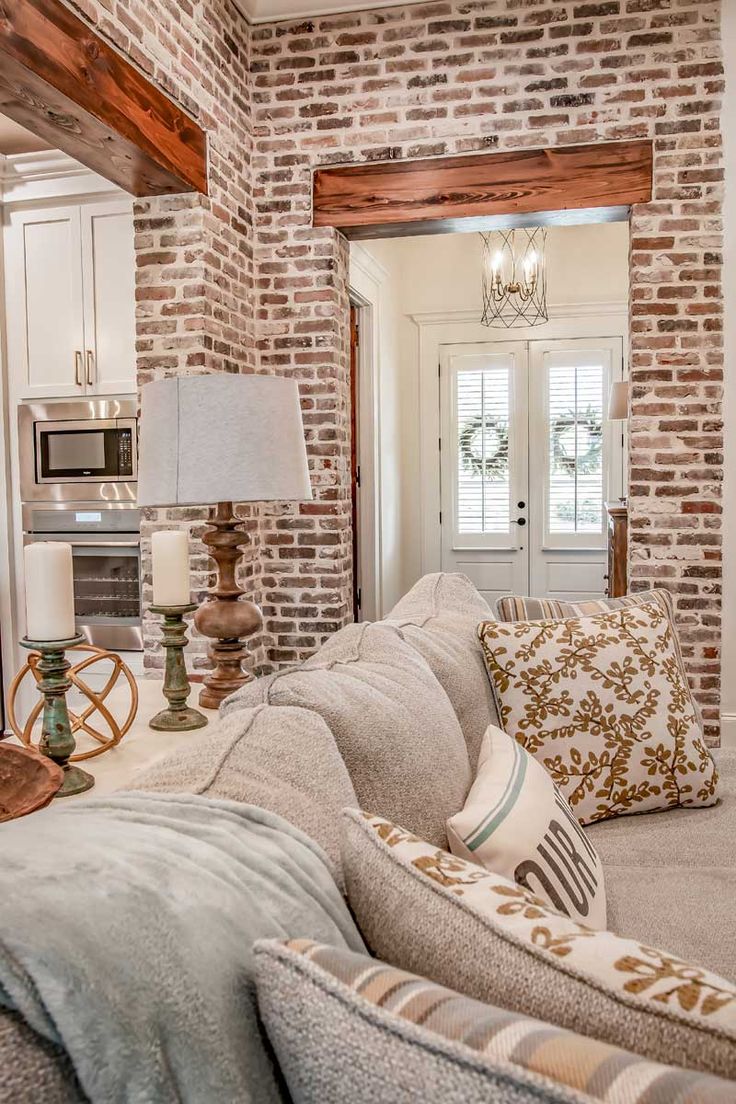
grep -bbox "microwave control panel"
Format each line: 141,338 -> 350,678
118,428 -> 134,477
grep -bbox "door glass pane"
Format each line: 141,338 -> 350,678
548,362 -> 604,534
72,552 -> 140,621
456,366 -> 510,534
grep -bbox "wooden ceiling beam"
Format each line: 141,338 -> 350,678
0,0 -> 207,196
313,140 -> 652,239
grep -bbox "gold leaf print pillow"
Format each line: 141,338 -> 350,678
477,602 -> 718,825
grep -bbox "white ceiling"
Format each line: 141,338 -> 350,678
0,113 -> 50,156
238,0 -> 409,22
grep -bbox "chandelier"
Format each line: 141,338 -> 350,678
481,226 -> 548,328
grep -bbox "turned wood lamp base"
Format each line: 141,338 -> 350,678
194,501 -> 262,710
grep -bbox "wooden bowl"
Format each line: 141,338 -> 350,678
0,743 -> 63,822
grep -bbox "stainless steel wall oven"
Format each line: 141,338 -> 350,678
19,399 -> 141,651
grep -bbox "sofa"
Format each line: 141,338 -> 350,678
1,572 -> 734,1101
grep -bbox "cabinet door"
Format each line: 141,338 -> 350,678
80,201 -> 136,395
5,206 -> 85,398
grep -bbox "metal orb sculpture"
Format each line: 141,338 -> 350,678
8,644 -> 138,761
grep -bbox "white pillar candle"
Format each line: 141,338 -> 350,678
24,542 -> 76,641
152,530 -> 191,606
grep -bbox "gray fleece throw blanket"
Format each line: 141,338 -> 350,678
0,792 -> 365,1103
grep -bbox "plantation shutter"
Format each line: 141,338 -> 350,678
455,364 -> 511,536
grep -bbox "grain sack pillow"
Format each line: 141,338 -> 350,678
255,940 -> 736,1104
386,572 -> 499,769
477,601 -> 718,825
447,725 -> 607,928
221,622 -> 471,848
341,810 -> 736,1079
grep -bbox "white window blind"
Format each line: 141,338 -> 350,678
547,362 -> 604,535
456,366 -> 511,534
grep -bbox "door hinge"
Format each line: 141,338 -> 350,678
356,464 -> 361,488
438,362 -> 441,378
438,436 -> 442,452
439,510 -> 443,525
356,587 -> 362,610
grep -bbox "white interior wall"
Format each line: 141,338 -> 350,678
355,222 -> 630,612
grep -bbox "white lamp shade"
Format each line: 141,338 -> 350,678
137,375 -> 313,507
607,380 -> 629,421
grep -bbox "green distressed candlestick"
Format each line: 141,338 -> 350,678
20,634 -> 94,797
149,605 -> 208,732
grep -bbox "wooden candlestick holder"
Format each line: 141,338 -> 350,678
149,605 -> 208,731
194,501 -> 262,710
19,634 -> 94,798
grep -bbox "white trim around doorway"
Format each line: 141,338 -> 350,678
347,242 -> 384,621
413,303 -> 629,578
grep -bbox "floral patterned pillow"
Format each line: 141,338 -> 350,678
477,602 -> 718,824
341,809 -> 736,1079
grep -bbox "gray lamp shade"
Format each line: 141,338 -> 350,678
137,375 -> 313,507
607,380 -> 629,421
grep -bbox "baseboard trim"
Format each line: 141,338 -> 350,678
719,714 -> 736,747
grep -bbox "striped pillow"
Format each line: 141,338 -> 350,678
495,587 -> 674,623
256,939 -> 735,1104
447,725 -> 607,928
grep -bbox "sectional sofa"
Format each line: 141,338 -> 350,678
1,573 -> 734,1102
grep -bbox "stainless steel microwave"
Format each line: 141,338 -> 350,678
19,398 -> 138,504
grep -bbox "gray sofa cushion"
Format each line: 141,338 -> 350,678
130,704 -> 358,890
586,750 -> 736,978
255,940 -> 736,1104
222,621 -> 471,848
386,572 -> 499,769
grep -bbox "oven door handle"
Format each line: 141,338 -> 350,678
67,539 -> 140,548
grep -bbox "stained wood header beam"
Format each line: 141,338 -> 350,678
313,140 -> 652,239
0,0 -> 207,196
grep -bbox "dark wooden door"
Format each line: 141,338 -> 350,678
350,305 -> 361,620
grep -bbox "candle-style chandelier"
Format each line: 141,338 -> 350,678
480,226 -> 548,328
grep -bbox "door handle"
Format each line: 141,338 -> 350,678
85,350 -> 95,387
74,351 -> 83,386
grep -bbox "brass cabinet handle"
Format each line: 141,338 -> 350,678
74,351 -> 83,386
85,349 -> 95,387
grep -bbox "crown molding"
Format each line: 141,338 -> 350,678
0,150 -> 121,204
409,302 -> 629,326
236,0 -> 421,24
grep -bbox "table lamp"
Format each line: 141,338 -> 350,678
137,375 -> 313,709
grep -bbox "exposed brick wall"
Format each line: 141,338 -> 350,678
251,0 -> 724,740
64,0 -> 264,676
62,0 -> 724,739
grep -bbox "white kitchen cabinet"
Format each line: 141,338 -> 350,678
4,199 -> 136,399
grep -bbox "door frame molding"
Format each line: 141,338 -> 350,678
347,241 -> 385,620
414,303 -> 629,578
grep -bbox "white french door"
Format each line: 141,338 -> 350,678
440,337 -> 623,605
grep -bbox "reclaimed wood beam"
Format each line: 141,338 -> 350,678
0,0 -> 207,196
313,140 -> 652,239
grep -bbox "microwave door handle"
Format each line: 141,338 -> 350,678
74,351 -> 83,387
86,350 -> 95,387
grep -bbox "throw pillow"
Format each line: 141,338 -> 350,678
386,572 -> 500,769
341,809 -> 736,1079
219,621 -> 471,848
447,725 -> 607,928
477,602 -> 718,824
255,939 -> 736,1104
494,587 -> 674,623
